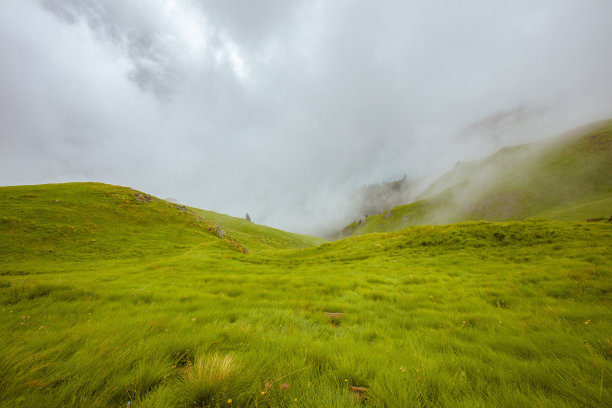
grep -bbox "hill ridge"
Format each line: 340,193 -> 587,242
0,182 -> 325,266
339,119 -> 612,238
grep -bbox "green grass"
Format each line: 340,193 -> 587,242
187,207 -> 325,250
0,182 -> 323,264
1,183 -> 611,407
340,119 -> 612,237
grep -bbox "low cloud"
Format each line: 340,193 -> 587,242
1,0 -> 611,236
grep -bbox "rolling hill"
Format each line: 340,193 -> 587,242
0,182 -> 324,267
339,119 -> 612,237
0,184 -> 611,406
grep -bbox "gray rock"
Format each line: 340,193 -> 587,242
214,226 -> 226,239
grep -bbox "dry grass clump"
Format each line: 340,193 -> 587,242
181,354 -> 241,407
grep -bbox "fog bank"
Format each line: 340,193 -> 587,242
1,0 -> 611,236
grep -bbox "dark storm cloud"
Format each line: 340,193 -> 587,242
1,0 -> 612,236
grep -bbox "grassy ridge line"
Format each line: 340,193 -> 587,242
0,183 -> 325,266
188,207 -> 326,250
0,219 -> 610,406
340,119 -> 612,237
0,182 -> 223,263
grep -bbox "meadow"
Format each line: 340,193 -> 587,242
1,183 -> 611,407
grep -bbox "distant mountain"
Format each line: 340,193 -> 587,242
352,174 -> 415,218
339,119 -> 612,237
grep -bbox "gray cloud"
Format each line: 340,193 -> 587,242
1,0 -> 612,236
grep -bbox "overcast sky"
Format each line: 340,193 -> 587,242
1,0 -> 611,236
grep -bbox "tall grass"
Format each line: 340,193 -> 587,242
0,183 -> 610,406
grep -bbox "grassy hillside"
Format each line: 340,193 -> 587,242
0,183 -> 324,266
340,119 -> 612,237
1,183 -> 611,407
188,207 -> 324,250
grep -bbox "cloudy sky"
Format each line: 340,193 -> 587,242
1,0 -> 611,236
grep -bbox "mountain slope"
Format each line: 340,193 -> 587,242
340,119 -> 612,237
189,207 -> 324,250
0,182 -> 324,265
